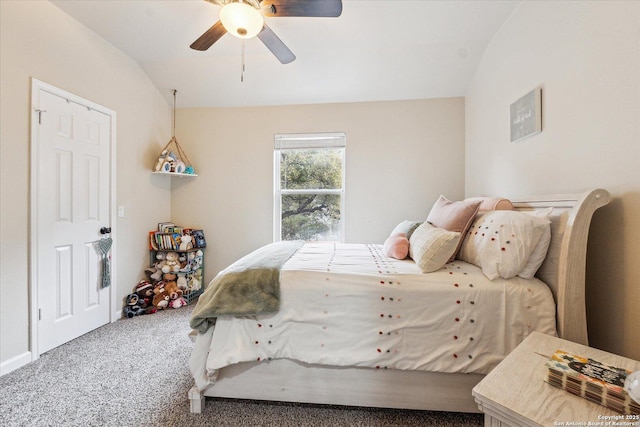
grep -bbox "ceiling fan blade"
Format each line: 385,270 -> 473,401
190,20 -> 227,51
257,24 -> 296,64
262,0 -> 342,17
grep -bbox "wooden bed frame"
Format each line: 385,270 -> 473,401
189,189 -> 610,414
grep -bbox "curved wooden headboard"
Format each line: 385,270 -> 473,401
510,189 -> 610,345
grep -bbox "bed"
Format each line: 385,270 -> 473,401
188,189 -> 610,414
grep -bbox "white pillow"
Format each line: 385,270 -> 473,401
458,210 -> 550,280
390,220 -> 422,240
409,222 -> 461,273
518,208 -> 553,279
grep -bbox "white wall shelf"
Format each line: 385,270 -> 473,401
152,171 -> 198,178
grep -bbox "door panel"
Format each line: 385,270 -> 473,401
36,88 -> 112,354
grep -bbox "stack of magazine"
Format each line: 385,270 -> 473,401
546,349 -> 640,415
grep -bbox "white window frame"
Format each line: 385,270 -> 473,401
273,132 -> 346,242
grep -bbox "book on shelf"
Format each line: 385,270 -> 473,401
192,229 -> 206,248
149,226 -> 206,251
545,349 -> 640,415
148,231 -> 158,250
157,222 -> 175,232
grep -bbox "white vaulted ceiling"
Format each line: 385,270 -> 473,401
50,0 -> 520,108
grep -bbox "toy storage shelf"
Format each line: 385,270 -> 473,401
149,248 -> 204,305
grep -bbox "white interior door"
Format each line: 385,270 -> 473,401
32,81 -> 115,355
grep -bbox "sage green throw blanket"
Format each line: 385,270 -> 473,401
190,240 -> 304,333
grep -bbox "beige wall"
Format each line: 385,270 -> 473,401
465,1 -> 640,359
171,98 -> 465,280
0,1 -> 172,373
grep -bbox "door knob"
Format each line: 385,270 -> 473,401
100,227 -> 111,235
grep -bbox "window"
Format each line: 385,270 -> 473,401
274,133 -> 346,242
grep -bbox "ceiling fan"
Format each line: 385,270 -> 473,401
190,0 -> 343,64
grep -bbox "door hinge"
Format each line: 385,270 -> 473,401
34,109 -> 47,125
38,308 -> 42,321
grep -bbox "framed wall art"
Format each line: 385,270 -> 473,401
510,87 -> 542,142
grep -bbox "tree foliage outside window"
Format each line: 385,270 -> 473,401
274,134 -> 345,242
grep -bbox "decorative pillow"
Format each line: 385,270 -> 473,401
409,222 -> 461,273
464,197 -> 514,212
458,210 -> 550,280
518,208 -> 553,279
426,196 -> 482,260
383,233 -> 410,260
390,220 -> 422,240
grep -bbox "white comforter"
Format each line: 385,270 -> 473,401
190,243 -> 556,390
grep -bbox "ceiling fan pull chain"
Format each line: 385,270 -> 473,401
241,41 -> 246,82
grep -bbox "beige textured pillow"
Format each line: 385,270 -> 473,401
426,196 -> 482,260
409,222 -> 461,273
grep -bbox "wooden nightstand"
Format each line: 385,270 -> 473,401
472,331 -> 640,427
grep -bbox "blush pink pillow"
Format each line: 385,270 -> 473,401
464,197 -> 514,212
427,196 -> 482,260
383,233 -> 410,259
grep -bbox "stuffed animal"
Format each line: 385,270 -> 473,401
153,281 -> 166,294
154,149 -> 169,172
136,280 -> 154,304
190,269 -> 202,292
170,297 -> 188,309
163,273 -> 177,282
123,293 -> 146,318
179,235 -> 193,251
176,275 -> 188,291
164,281 -> 183,300
152,289 -> 170,310
147,267 -> 162,282
163,252 -> 180,273
137,295 -> 157,315
134,280 -> 157,314
146,257 -> 166,282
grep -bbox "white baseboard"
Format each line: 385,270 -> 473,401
0,351 -> 33,377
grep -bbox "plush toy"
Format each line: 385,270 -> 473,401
163,252 -> 180,273
123,293 -> 146,318
134,280 -> 157,314
154,278 -> 165,289
152,289 -> 170,310
190,269 -> 202,292
154,149 -> 169,172
170,297 -> 188,309
164,281 -> 183,300
176,275 -> 188,291
146,258 -> 166,282
148,267 -> 162,282
179,235 -> 193,251
136,280 -> 154,302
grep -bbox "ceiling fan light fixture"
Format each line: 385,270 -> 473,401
219,2 -> 264,39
